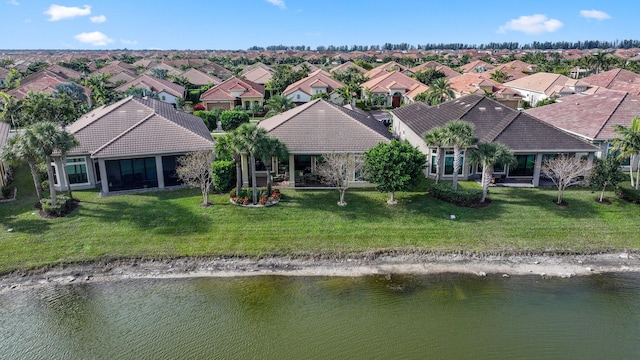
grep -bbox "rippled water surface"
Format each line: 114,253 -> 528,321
1,273 -> 640,359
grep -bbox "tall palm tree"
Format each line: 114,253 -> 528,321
489,70 -> 512,83
234,123 -> 270,204
440,120 -> 477,191
426,78 -> 455,105
264,95 -> 295,118
612,116 -> 640,189
467,142 -> 517,202
82,73 -> 113,107
255,137 -> 289,195
215,133 -> 244,195
0,132 -> 44,199
0,92 -> 21,128
423,126 -> 445,184
56,132 -> 80,199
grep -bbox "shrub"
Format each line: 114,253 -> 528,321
1,185 -> 12,199
220,110 -> 250,131
616,185 -> 640,204
194,109 -> 222,131
40,195 -> 73,216
429,182 -> 483,207
211,160 -> 235,192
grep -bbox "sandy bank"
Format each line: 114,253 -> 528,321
2,252 -> 639,293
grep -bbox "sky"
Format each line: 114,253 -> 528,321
1,0 -> 638,50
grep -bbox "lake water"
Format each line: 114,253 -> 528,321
1,273 -> 639,359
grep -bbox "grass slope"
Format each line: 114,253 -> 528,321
0,166 -> 638,274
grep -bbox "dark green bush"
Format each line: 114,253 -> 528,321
220,110 -> 249,131
616,185 -> 640,204
429,182 -> 483,207
194,109 -> 222,131
211,160 -> 234,192
40,195 -> 73,216
1,185 -> 12,199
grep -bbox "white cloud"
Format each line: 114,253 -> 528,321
121,39 -> 138,45
498,14 -> 563,34
266,0 -> 285,9
90,15 -> 106,23
74,31 -> 113,46
7,0 -> 19,5
580,10 -> 611,20
44,4 -> 91,21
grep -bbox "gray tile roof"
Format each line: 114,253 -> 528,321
258,99 -> 392,153
393,94 -> 597,152
67,96 -> 213,158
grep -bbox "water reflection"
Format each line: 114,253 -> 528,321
0,273 -> 639,359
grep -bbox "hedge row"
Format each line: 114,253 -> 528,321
429,182 -> 483,207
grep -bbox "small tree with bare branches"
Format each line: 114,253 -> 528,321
315,152 -> 363,206
541,155 -> 593,205
176,150 -> 214,206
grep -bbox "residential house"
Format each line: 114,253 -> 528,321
45,64 -> 83,79
483,60 -> 536,82
7,69 -> 90,100
293,61 -> 320,73
90,61 -> 136,77
580,68 -> 640,95
409,61 -> 460,80
526,92 -> 640,170
254,99 -> 392,188
55,96 -> 213,195
107,70 -> 137,85
199,62 -> 233,80
459,60 -> 494,74
0,67 -> 10,88
180,68 -> 221,87
145,63 -> 182,78
360,71 -> 425,108
0,122 -> 10,190
364,61 -> 411,80
447,73 -> 523,109
115,74 -> 185,105
241,63 -> 275,85
391,94 -> 598,186
330,61 -> 366,75
504,72 -> 584,106
283,69 -> 345,105
199,76 -> 264,111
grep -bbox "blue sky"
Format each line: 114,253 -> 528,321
1,0 -> 638,50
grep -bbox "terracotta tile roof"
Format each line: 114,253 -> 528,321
447,73 -> 521,99
283,69 -> 345,97
199,76 -> 264,101
525,92 -> 640,140
108,70 -> 136,84
241,66 -> 274,84
581,68 -> 640,89
115,74 -> 184,98
46,64 -> 82,79
180,68 -> 221,86
7,69 -> 90,100
393,94 -> 596,152
483,60 -> 536,81
458,60 -> 494,73
404,83 -> 429,101
258,99 -> 392,153
365,61 -> 408,79
361,71 -> 423,94
67,96 -> 213,158
409,61 -> 460,79
146,63 -> 182,77
0,67 -> 9,78
504,72 -> 572,96
90,61 -> 135,76
293,61 -> 320,72
330,61 -> 366,74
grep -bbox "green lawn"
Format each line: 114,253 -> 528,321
1,166 -> 639,274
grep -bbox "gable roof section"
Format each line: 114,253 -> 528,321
459,60 -> 494,73
483,60 -> 535,81
330,61 -> 366,74
199,76 -> 264,101
393,94 -> 596,152
365,61 -> 408,79
581,68 -> 640,88
115,74 -> 184,98
504,72 -> 571,96
525,92 -> 640,140
361,71 -> 422,93
7,69 -> 89,100
293,61 -> 320,72
283,69 -> 345,96
258,99 -> 392,152
180,68 -> 221,86
409,61 -> 460,79
67,96 -> 213,158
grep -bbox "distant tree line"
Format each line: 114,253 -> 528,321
247,39 -> 640,52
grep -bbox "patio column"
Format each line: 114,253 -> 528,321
532,153 -> 543,187
241,154 -> 249,187
289,154 -> 296,188
155,156 -> 165,189
98,159 -> 109,194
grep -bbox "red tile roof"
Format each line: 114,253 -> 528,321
199,76 -> 264,101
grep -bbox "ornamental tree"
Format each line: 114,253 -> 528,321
316,152 -> 363,206
176,150 -> 215,206
363,140 -> 426,204
541,155 -> 593,205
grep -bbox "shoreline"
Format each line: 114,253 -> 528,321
2,252 -> 639,293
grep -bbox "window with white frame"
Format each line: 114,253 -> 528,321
444,150 -> 464,175
430,148 -> 438,174
65,157 -> 89,184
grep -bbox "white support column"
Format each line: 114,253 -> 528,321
241,154 -> 249,187
289,154 -> 296,188
99,159 -> 109,194
532,153 -> 543,187
155,155 -> 165,189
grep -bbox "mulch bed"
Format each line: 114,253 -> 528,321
34,199 -> 81,219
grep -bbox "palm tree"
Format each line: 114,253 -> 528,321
423,126 -> 445,184
82,73 -> 114,107
426,78 -> 455,105
592,52 -> 611,74
0,92 -> 21,128
489,70 -> 512,83
0,131 -> 44,199
215,133 -> 244,195
467,142 -> 517,202
234,123 -> 270,204
440,120 -> 477,191
611,116 -> 640,189
264,95 -> 295,118
255,137 -> 289,195
56,132 -> 80,199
